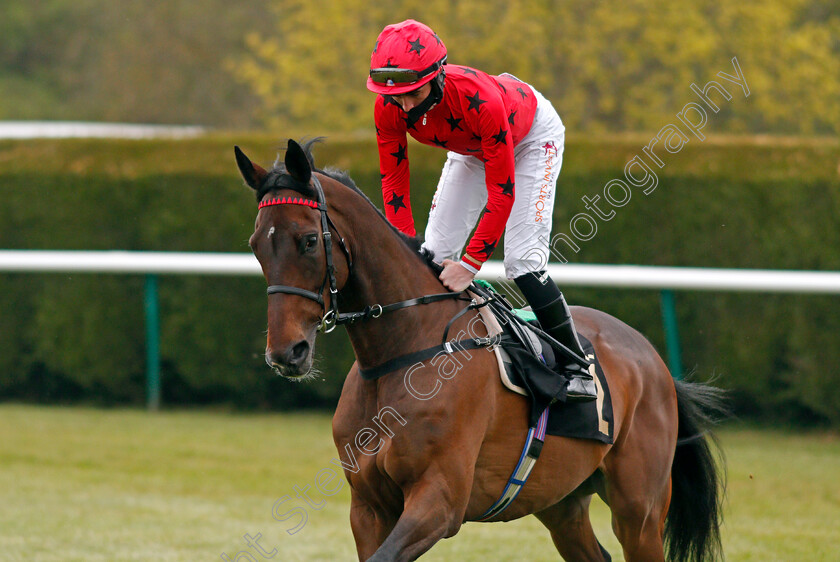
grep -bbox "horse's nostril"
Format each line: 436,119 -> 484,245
266,340 -> 311,374
266,349 -> 282,368
287,340 -> 310,366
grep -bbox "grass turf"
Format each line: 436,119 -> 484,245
0,404 -> 837,561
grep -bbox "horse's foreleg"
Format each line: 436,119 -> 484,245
366,469 -> 470,562
350,491 -> 396,562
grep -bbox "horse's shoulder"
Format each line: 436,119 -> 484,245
332,363 -> 374,440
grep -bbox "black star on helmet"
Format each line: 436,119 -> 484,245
478,239 -> 497,257
492,127 -> 508,145
445,114 -> 463,132
386,192 -> 407,213
497,176 -> 514,196
390,144 -> 407,166
408,37 -> 425,55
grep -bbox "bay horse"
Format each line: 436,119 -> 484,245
236,139 -> 725,561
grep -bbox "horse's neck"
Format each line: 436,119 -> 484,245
334,199 -> 459,371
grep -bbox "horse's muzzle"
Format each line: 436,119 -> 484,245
265,339 -> 312,378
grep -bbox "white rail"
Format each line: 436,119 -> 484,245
0,251 -> 260,275
0,121 -> 204,139
1,250 -> 840,293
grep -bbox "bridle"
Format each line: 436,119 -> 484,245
258,173 -> 464,333
259,173 -> 352,333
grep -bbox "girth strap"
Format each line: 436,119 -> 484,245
476,406 -> 550,521
358,338 -> 492,380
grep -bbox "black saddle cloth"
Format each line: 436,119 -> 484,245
500,325 -> 614,444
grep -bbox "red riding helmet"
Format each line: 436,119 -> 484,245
367,19 -> 447,95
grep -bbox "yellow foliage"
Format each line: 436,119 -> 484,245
233,0 -> 840,135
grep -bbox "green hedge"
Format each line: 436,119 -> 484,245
1,136 -> 838,425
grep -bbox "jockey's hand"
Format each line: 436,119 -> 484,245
439,259 -> 475,292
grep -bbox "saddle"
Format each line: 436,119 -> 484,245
469,284 -> 613,443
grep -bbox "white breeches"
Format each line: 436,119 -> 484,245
422,88 -> 565,279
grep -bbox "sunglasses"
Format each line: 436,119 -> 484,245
369,57 -> 446,86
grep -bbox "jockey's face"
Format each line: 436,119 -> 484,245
390,83 -> 432,113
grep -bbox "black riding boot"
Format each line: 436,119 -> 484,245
514,272 -> 597,402
532,294 -> 597,401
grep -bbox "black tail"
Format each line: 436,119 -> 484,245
665,380 -> 727,562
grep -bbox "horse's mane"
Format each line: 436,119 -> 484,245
257,138 -> 436,269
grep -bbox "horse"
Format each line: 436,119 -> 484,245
235,139 -> 725,562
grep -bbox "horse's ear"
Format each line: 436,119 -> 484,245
285,139 -> 312,185
234,146 -> 268,190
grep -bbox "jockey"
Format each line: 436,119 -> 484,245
367,19 -> 596,402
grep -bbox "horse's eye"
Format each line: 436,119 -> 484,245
300,234 -> 319,254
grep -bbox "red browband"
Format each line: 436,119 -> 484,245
259,196 -> 321,209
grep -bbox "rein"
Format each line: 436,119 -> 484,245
258,178 -> 587,379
